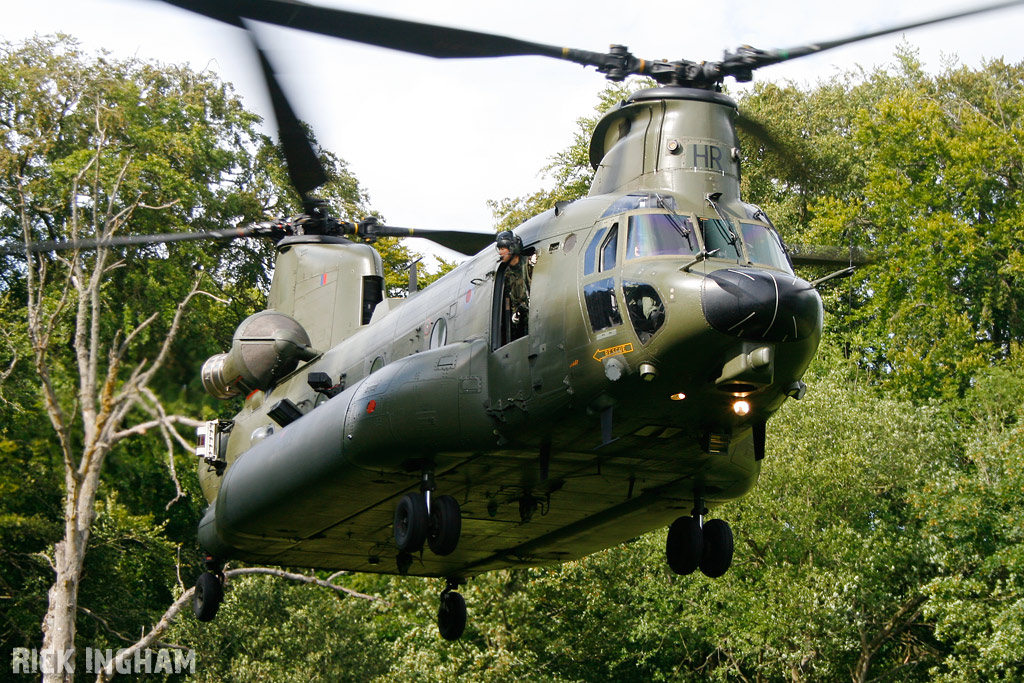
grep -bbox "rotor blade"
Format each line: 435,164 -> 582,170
722,0 -> 1024,75
367,226 -> 495,256
159,0 -> 613,67
9,227 -> 267,255
734,112 -> 781,153
788,244 -> 874,267
734,111 -> 808,180
247,28 -> 329,198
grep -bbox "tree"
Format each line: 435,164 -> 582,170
0,35 -> 377,680
913,353 -> 1024,680
738,51 -> 1024,399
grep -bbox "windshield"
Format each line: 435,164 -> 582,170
700,218 -> 743,260
626,214 -> 699,259
740,222 -> 792,273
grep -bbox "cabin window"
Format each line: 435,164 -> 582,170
361,275 -> 384,324
739,222 -> 793,273
584,277 -> 622,332
623,281 -> 666,344
626,214 -> 699,259
700,218 -> 743,260
429,318 -> 448,348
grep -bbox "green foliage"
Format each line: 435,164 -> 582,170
739,51 -> 1024,399
0,33 -> 372,660
76,496 -> 178,649
0,437 -> 62,647
913,355 -> 1024,680
170,575 -> 391,682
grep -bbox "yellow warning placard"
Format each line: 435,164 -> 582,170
593,343 -> 634,362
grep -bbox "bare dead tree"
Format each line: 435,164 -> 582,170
18,129 -> 220,683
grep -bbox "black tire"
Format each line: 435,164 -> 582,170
699,518 -> 734,578
428,495 -> 462,556
666,516 -> 703,575
394,492 -> 428,552
438,591 -> 467,641
193,572 -> 223,622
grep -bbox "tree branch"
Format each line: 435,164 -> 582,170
139,387 -> 193,509
110,414 -> 204,443
95,587 -> 193,683
77,605 -> 136,646
226,567 -> 387,604
20,183 -> 76,474
96,566 -> 386,682
0,331 -> 19,408
852,593 -> 929,683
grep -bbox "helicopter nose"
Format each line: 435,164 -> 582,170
701,268 -> 822,342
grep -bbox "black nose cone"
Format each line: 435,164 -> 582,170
701,268 -> 822,342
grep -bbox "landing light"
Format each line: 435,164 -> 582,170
732,400 -> 751,416
670,392 -> 686,401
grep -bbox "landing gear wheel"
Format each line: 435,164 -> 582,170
699,518 -> 734,578
394,492 -> 428,552
428,495 -> 462,556
192,572 -> 223,622
666,516 -> 703,575
437,590 -> 467,641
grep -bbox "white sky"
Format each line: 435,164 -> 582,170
4,0 -> 1024,258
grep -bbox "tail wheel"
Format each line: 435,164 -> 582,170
666,516 -> 703,575
428,494 -> 462,556
193,572 -> 223,622
394,492 -> 428,552
699,518 -> 734,578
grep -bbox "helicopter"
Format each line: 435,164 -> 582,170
23,0 -> 1023,643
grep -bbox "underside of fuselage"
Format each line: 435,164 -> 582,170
198,404 -> 760,581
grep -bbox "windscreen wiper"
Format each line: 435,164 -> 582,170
705,193 -> 739,246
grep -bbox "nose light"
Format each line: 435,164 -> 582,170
732,400 -> 751,416
639,363 -> 658,381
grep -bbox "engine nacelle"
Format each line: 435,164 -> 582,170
201,311 -> 318,399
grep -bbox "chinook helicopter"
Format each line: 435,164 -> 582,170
24,0 -> 1023,642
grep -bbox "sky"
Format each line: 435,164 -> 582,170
4,0 -> 1024,258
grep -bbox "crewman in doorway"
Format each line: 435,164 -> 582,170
496,230 -> 532,340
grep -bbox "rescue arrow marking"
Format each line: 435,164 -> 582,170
593,343 -> 634,362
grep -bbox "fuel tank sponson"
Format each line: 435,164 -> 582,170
200,340 -> 496,554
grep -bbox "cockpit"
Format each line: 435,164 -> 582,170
578,193 -> 797,348
600,192 -> 793,274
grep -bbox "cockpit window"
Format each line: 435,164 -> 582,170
700,218 -> 743,260
601,192 -> 678,218
584,277 -> 622,331
739,222 -> 793,273
626,214 -> 699,259
600,224 -> 619,271
583,227 -> 607,276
